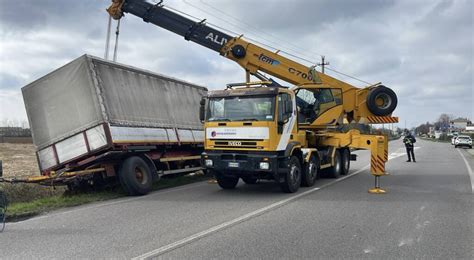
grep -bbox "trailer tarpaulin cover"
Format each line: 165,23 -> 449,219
22,54 -> 207,150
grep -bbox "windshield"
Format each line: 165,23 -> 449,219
207,96 -> 275,122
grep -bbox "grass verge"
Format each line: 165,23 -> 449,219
3,173 -> 210,222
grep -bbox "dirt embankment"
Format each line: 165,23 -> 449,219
0,143 -> 39,178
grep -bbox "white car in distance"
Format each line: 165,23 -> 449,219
454,135 -> 472,149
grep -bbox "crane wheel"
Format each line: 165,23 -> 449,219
366,85 -> 398,116
301,155 -> 319,187
340,149 -> 350,175
280,156 -> 302,193
327,150 -> 342,178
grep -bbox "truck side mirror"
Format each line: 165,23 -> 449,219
199,98 -> 206,122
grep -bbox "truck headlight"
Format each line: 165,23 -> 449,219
205,159 -> 213,167
259,162 -> 270,170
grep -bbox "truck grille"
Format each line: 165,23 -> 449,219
211,139 -> 263,149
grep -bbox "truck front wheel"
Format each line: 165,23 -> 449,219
280,156 -> 302,193
118,156 -> 153,196
215,171 -> 239,189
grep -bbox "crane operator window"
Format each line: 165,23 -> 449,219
207,96 -> 275,122
296,88 -> 342,123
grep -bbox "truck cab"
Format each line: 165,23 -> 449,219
201,84 -> 307,192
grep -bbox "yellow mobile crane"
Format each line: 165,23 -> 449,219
108,0 -> 398,193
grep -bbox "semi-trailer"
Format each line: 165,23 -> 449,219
0,54 -> 207,195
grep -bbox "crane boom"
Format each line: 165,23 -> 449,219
107,0 -> 398,124
108,0 -> 352,87
106,0 -> 399,193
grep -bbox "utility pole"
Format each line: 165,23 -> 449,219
318,55 -> 330,74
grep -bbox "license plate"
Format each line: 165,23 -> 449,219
228,162 -> 240,168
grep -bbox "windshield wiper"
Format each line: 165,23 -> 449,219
239,118 -> 259,121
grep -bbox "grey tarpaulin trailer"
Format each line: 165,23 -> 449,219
17,54 -> 207,195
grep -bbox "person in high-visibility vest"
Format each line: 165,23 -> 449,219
403,129 -> 416,162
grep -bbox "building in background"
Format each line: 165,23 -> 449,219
466,124 -> 474,133
450,118 -> 471,133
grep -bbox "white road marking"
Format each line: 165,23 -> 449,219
134,152 -> 407,259
456,149 -> 474,193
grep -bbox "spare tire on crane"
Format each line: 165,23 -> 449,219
366,85 -> 398,116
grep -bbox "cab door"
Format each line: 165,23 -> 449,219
276,92 -> 297,151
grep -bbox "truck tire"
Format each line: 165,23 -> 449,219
118,156 -> 153,196
241,177 -> 258,184
301,155 -> 318,187
280,156 -> 302,193
215,171 -> 239,189
340,149 -> 350,176
327,150 -> 342,178
366,85 -> 397,116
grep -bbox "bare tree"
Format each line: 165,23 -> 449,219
434,113 -> 453,132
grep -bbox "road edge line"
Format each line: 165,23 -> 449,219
456,149 -> 474,193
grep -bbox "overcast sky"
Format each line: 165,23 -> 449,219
0,0 -> 472,128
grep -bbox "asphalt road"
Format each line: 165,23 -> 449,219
1,139 -> 473,259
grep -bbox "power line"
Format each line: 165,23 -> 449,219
325,67 -> 372,85
181,0 -> 316,61
165,2 -> 373,86
199,0 -> 324,58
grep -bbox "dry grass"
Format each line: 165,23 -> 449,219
0,143 -> 66,204
0,143 -> 39,178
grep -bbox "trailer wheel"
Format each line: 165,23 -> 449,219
301,155 -> 319,187
118,156 -> 153,196
280,156 -> 302,193
340,149 -> 350,175
327,150 -> 342,178
241,177 -> 258,184
215,171 -> 239,189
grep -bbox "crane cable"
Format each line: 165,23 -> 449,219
175,1 -> 373,86
104,15 -> 112,60
113,19 -> 121,62
104,12 -> 121,62
199,0 -> 325,60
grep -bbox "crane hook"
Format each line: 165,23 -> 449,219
107,0 -> 125,20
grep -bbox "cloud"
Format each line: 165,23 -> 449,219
0,0 -> 472,128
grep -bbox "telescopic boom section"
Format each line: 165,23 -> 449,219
108,0 -> 232,53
